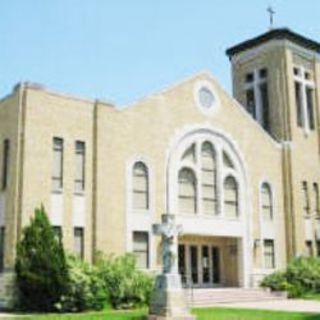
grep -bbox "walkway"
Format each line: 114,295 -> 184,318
215,299 -> 320,313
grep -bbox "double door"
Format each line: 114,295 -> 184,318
178,244 -> 220,287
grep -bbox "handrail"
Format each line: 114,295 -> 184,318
181,273 -> 194,306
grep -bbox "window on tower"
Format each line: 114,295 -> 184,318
244,68 -> 270,133
293,66 -> 315,132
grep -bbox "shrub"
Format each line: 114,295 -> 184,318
260,271 -> 288,291
261,256 -> 320,298
15,206 -> 69,312
286,256 -> 320,293
95,253 -> 154,309
56,255 -> 107,312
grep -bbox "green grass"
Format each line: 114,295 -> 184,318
2,307 -> 320,320
193,307 -> 320,320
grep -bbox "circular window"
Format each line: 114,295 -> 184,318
194,80 -> 219,115
199,87 -> 215,109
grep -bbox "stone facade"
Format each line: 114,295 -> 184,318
0,28 -> 319,306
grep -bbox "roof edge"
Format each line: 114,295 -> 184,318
226,28 -> 320,58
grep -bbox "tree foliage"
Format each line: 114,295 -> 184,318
15,206 -> 69,311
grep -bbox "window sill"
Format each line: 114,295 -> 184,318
178,212 -> 241,221
51,189 -> 63,195
74,192 -> 85,197
132,210 -> 151,215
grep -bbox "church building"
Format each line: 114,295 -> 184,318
0,28 -> 320,306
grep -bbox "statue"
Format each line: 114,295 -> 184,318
149,214 -> 196,320
153,214 -> 183,274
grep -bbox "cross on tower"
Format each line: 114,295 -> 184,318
267,6 -> 275,30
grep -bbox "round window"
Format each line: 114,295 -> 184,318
199,87 -> 215,109
194,80 -> 219,115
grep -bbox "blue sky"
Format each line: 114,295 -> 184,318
1,1 -> 320,106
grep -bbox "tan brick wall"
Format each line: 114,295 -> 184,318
231,41 -> 320,259
0,89 -> 21,269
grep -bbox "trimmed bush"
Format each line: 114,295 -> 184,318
261,256 -> 320,298
260,271 -> 288,292
15,206 -> 69,311
56,255 -> 107,312
95,253 -> 154,309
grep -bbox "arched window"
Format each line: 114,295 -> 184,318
261,183 -> 273,220
178,168 -> 196,214
224,176 -> 238,218
176,138 -> 242,217
132,162 -> 149,210
201,142 -> 217,214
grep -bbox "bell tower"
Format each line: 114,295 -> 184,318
226,28 -> 320,142
226,29 -> 320,259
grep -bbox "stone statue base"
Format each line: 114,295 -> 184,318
149,274 -> 196,320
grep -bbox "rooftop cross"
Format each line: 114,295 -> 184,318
267,6 -> 275,30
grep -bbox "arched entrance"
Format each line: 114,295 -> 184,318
166,126 -> 252,288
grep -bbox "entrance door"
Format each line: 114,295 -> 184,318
211,246 -> 220,284
178,244 -> 186,283
190,246 -> 198,284
202,246 -> 210,284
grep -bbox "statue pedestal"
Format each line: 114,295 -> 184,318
149,274 -> 196,320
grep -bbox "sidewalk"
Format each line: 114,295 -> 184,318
215,299 -> 320,313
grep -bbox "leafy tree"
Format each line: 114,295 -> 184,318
15,206 -> 69,311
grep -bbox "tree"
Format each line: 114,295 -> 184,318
15,206 -> 69,311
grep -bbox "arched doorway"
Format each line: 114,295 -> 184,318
166,127 -> 252,288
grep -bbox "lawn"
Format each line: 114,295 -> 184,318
4,308 -> 320,320
193,307 -> 320,320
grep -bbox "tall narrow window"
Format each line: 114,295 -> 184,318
75,141 -> 85,192
178,168 -> 196,214
2,140 -> 10,191
264,239 -> 275,268
52,138 -> 63,191
0,227 -> 5,271
302,181 -> 309,215
244,68 -> 270,132
305,241 -> 313,257
316,241 -> 320,257
201,142 -> 217,215
294,66 -> 316,131
260,82 -> 270,131
133,231 -> 149,269
295,82 -> 303,127
306,87 -> 315,130
74,227 -> 84,259
52,226 -> 62,244
224,176 -> 238,218
245,88 -> 256,119
314,183 -> 320,215
132,162 -> 149,210
261,183 -> 273,220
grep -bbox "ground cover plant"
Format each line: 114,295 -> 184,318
261,257 -> 320,298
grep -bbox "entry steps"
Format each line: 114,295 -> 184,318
186,288 -> 287,307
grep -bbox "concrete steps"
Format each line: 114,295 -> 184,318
186,288 -> 287,307
0,272 -> 15,310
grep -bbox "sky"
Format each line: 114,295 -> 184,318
1,1 -> 320,107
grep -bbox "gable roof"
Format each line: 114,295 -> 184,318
226,28 -> 320,58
